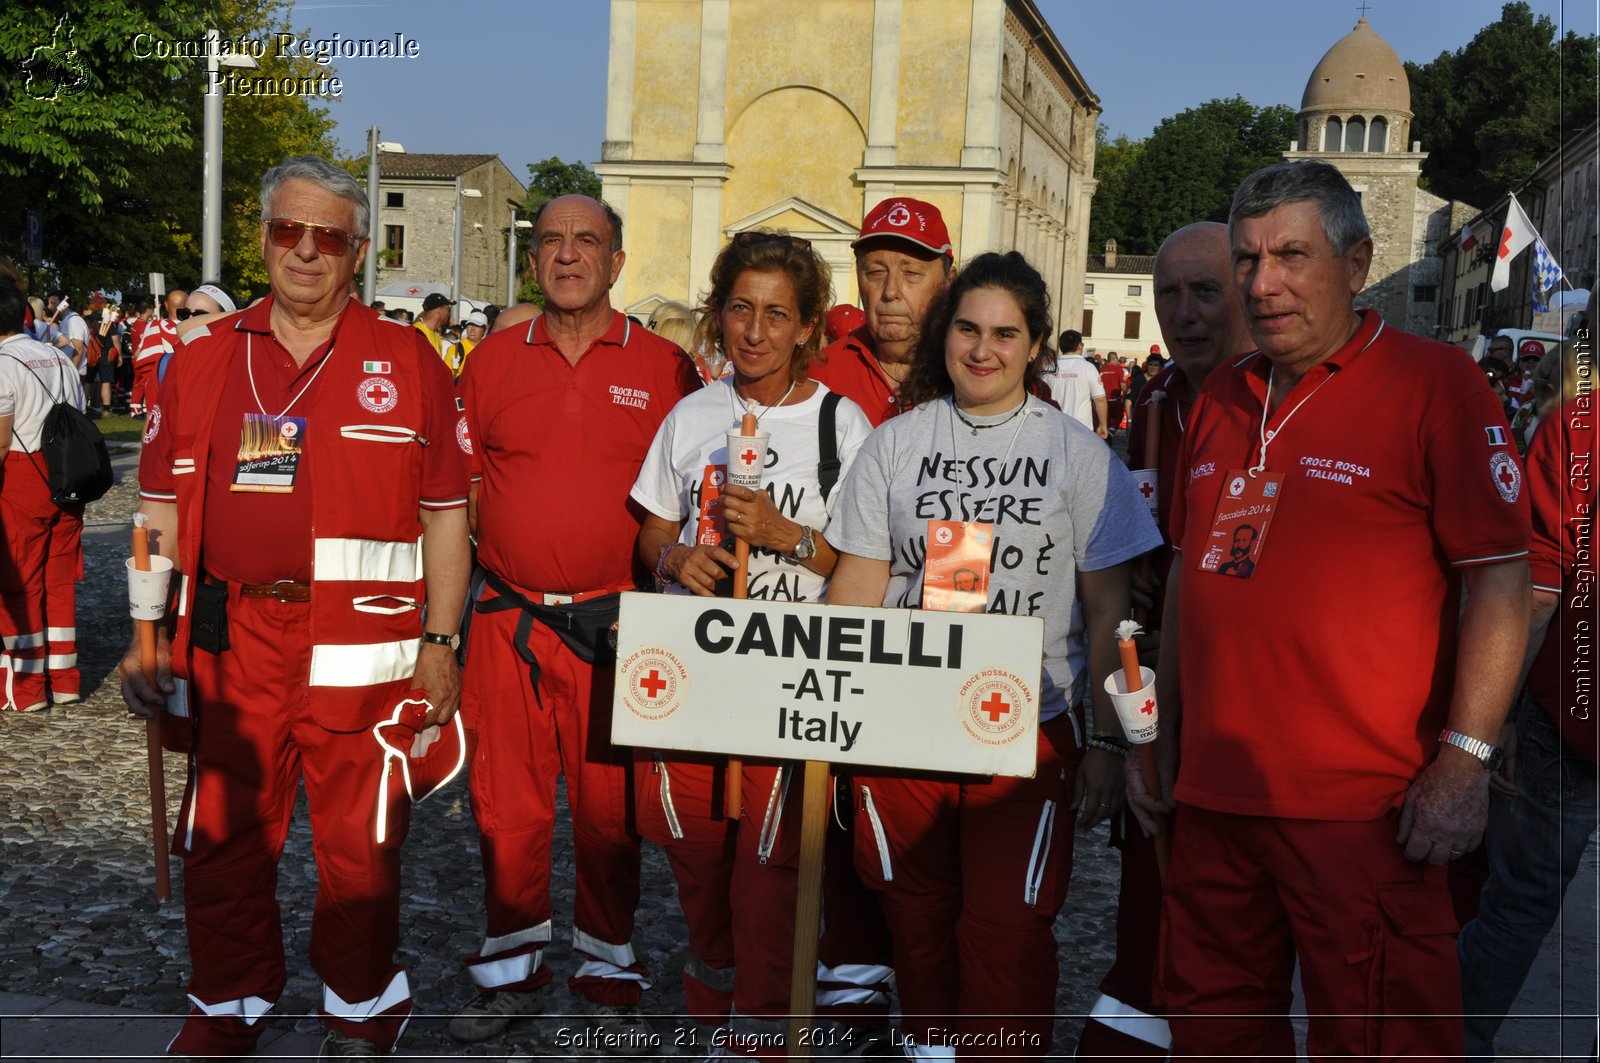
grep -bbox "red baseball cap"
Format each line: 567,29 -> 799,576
852,197 -> 953,258
825,304 -> 865,342
1518,339 -> 1545,360
372,691 -> 467,824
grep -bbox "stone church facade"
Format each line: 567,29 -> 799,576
596,0 -> 1099,325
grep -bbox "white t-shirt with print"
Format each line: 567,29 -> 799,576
631,379 -> 873,603
1045,353 -> 1105,430
0,334 -> 87,452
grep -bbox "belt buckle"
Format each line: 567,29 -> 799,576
272,579 -> 299,602
544,592 -> 574,606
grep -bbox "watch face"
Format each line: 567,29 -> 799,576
1484,747 -> 1505,773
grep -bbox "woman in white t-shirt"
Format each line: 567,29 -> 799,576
826,251 -> 1159,1057
0,277 -> 89,712
630,230 -> 877,1038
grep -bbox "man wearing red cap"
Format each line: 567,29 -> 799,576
811,197 -> 955,426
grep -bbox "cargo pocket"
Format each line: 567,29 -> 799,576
1350,882 -> 1461,1056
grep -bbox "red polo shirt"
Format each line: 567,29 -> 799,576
1525,400 -> 1597,762
1171,311 -> 1530,819
810,327 -> 901,427
139,297 -> 465,583
461,310 -> 701,595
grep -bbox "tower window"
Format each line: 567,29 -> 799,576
1368,117 -> 1387,152
1324,117 -> 1342,151
1344,116 -> 1367,152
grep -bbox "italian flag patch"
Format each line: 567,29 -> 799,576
364,360 -> 392,374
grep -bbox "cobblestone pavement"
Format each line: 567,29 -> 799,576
0,450 -> 1121,1059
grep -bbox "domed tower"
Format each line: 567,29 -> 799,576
1297,16 -> 1412,156
1285,16 -> 1455,336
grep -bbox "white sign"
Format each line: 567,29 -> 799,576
613,593 -> 1046,778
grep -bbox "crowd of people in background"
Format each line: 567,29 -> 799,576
0,148 -> 1588,1062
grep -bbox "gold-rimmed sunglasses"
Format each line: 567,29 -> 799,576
264,218 -> 357,257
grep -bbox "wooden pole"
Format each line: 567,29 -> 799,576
725,411 -> 759,821
786,758 -> 830,1059
133,526 -> 171,902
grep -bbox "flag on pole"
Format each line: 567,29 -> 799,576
1459,222 -> 1478,253
1490,195 -> 1537,292
1532,237 -> 1565,295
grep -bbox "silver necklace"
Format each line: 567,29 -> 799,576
952,397 -> 1027,436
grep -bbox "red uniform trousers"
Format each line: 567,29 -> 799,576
1159,804 -> 1463,1063
170,592 -> 412,1057
461,609 -> 646,1003
131,356 -> 159,414
1074,815 -> 1168,1060
852,713 -> 1079,1059
0,454 -> 82,711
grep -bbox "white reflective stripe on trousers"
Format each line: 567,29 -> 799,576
1084,992 -> 1172,1049
323,969 -> 410,1021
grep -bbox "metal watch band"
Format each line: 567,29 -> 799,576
421,631 -> 457,647
1438,728 -> 1495,764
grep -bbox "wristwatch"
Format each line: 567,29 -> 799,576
1438,729 -> 1505,773
788,525 -> 817,563
421,631 -> 460,650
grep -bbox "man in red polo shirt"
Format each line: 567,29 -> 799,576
1100,353 -> 1129,433
1079,221 -> 1252,1062
120,154 -> 471,1059
810,197 -> 955,426
1130,160 -> 1530,1060
450,195 -> 701,1045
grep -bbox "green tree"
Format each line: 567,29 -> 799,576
1407,1 -> 1599,208
1110,97 -> 1296,255
1087,124 -> 1144,254
0,1 -> 340,299
513,157 -> 604,307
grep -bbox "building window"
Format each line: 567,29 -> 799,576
1082,309 -> 1094,335
1368,117 -> 1387,153
1345,116 -> 1366,152
385,191 -> 404,209
1323,117 -> 1342,151
384,224 -> 405,269
1413,285 -> 1438,303
1084,282 -> 1095,295
1124,311 -> 1140,339
1127,284 -> 1142,297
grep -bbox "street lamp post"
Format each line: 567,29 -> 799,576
453,183 -> 482,305
202,29 -> 257,282
507,200 -> 532,305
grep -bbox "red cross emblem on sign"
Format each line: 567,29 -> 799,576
980,692 -> 1010,723
740,448 -> 760,465
1139,481 -> 1155,499
638,669 -> 667,698
1140,697 -> 1156,716
366,382 -> 391,406
407,286 -> 421,295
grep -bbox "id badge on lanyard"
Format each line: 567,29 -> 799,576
923,519 -> 993,612
1196,470 -> 1282,578
231,413 -> 306,493
695,464 -> 730,547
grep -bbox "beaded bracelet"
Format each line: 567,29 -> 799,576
654,543 -> 679,587
1086,737 -> 1128,757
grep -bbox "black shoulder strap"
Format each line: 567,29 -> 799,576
817,389 -> 843,502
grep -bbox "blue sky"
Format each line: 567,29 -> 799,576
291,0 -> 1599,181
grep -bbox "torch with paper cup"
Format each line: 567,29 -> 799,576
130,513 -> 174,901
720,406 -> 768,818
1108,619 -> 1169,878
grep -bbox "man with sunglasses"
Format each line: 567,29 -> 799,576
121,154 -> 471,1060
450,194 -> 701,1046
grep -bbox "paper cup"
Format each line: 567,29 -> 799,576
726,429 -> 769,489
1103,665 -> 1159,744
1131,468 -> 1159,518
126,555 -> 174,621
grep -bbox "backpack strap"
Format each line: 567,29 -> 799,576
817,389 -> 843,502
0,343 -> 61,490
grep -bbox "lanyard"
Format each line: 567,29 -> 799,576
247,333 -> 336,419
945,395 -> 1035,515
1248,319 -> 1383,477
